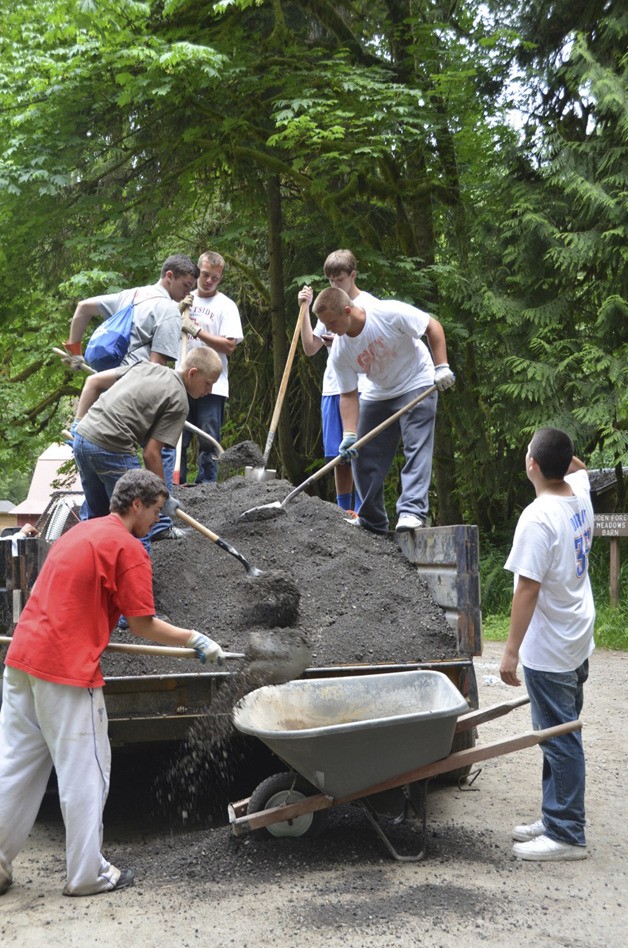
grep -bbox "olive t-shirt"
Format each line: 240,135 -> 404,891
76,362 -> 188,454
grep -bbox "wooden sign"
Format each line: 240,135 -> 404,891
593,513 -> 628,537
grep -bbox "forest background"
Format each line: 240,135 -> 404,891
0,0 -> 625,640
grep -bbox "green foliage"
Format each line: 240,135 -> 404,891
0,0 -> 625,533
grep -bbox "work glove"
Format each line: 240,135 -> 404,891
339,431 -> 359,460
178,294 -> 194,313
181,313 -> 201,338
65,417 -> 80,447
61,341 -> 87,373
161,496 -> 180,518
186,630 -> 226,666
434,364 -> 456,391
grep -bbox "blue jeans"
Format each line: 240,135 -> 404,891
524,661 -> 589,846
181,393 -> 226,484
73,434 -> 169,553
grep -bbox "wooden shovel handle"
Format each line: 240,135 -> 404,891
262,299 -> 310,463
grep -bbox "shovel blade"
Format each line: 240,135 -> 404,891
239,501 -> 286,522
245,630 -> 312,685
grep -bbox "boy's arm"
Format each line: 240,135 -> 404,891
339,390 -> 359,432
76,369 -> 119,418
298,286 -> 323,357
424,316 -> 448,366
67,298 -> 102,348
567,456 -> 587,474
500,575 -> 541,686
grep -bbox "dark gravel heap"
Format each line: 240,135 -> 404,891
104,474 -> 457,676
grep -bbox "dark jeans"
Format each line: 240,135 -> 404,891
73,434 -> 172,552
181,393 -> 226,484
524,660 -> 589,846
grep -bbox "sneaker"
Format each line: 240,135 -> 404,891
117,615 -> 129,631
395,514 -> 424,532
513,835 -> 587,861
343,516 -> 362,526
513,818 -> 545,842
110,868 -> 135,891
63,868 -> 135,896
0,872 -> 12,896
152,526 -> 188,541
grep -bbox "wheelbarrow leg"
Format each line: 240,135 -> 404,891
357,781 -> 428,863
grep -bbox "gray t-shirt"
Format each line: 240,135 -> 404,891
95,283 -> 180,364
77,363 -> 188,454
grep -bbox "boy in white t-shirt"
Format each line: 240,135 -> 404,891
311,286 -> 455,534
500,427 -> 595,862
299,250 -> 377,512
178,251 -> 244,484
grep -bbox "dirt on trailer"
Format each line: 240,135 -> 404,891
103,473 -> 458,677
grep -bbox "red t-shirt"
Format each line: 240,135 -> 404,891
6,515 -> 155,688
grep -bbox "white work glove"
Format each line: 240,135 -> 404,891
161,496 -> 180,518
186,631 -> 226,666
178,293 -> 194,313
434,363 -> 456,391
61,342 -> 87,372
181,313 -> 201,337
338,431 -> 359,460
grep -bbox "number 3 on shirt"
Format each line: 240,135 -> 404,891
574,529 -> 591,578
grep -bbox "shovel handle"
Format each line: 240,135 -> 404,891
53,347 -> 96,374
0,636 -> 243,661
281,384 -> 438,508
262,299 -> 309,465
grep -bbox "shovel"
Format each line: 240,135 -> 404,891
168,501 -> 263,578
240,384 -> 438,522
0,635 -> 312,685
248,298 -> 309,482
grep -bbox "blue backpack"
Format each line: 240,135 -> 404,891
84,292 -> 139,372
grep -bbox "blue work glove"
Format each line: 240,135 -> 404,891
338,431 -> 359,460
434,364 -> 456,391
161,496 -> 180,518
65,417 -> 80,447
186,631 -> 226,666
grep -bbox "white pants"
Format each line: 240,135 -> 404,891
0,666 -> 120,895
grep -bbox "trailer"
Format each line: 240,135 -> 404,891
1,525 -> 482,759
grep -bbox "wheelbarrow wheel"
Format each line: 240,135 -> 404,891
247,771 -> 328,840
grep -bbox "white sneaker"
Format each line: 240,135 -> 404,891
395,514 -> 424,532
513,835 -> 587,861
512,818 -> 545,842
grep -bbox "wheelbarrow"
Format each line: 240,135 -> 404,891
227,670 -> 582,861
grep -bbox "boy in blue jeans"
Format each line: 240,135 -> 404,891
500,427 -> 594,861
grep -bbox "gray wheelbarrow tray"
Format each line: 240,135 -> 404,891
228,669 -> 582,861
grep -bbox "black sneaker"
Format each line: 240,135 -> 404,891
111,868 -> 135,891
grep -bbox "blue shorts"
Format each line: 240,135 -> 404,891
321,394 -> 343,459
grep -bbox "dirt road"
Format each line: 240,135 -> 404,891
1,641 -> 626,947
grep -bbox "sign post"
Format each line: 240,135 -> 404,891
593,514 -> 628,609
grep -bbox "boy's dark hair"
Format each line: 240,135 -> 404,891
160,254 -> 200,280
323,249 -> 357,277
529,427 -> 574,479
110,470 -> 168,513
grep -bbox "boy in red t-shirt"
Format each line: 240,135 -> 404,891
0,469 -> 224,897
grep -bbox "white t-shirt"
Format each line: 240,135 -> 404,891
180,290 -> 243,398
505,469 -> 595,672
329,299 -> 434,400
313,290 -> 377,396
